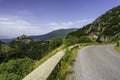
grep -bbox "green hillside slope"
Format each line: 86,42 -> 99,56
68,5 -> 120,42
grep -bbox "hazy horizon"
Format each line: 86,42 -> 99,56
0,0 -> 120,39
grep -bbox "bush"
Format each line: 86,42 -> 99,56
0,57 -> 34,80
49,37 -> 63,51
78,36 -> 93,43
8,40 -> 49,60
117,40 -> 120,47
64,36 -> 79,47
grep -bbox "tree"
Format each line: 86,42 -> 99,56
78,36 -> 93,43
49,37 -> 63,51
64,36 -> 79,47
0,57 -> 34,80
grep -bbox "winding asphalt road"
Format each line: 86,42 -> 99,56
73,44 -> 120,80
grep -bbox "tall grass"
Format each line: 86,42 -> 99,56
51,45 -> 82,80
114,40 -> 120,52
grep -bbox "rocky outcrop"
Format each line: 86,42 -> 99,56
15,34 -> 32,44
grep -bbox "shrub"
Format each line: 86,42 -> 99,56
78,36 -> 93,43
64,36 -> 79,47
117,40 -> 120,47
49,37 -> 63,51
0,57 -> 34,80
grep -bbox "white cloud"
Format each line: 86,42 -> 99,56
0,17 -> 9,21
0,16 -> 45,38
0,16 -> 93,39
48,22 -> 58,26
62,21 -> 74,26
48,19 -> 92,30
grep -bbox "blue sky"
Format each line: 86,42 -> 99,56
0,0 -> 120,38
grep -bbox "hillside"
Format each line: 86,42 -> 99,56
0,35 -> 49,79
0,33 -> 66,80
68,5 -> 120,42
30,28 -> 77,40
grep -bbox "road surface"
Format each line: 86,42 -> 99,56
73,44 -> 120,80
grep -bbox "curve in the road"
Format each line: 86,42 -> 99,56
73,44 -> 120,80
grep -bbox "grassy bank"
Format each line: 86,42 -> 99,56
52,44 -> 86,80
114,46 -> 120,52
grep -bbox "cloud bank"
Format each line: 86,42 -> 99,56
0,15 -> 92,39
0,16 -> 44,38
48,19 -> 92,30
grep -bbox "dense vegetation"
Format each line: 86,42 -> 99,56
115,40 -> 120,52
0,58 -> 34,80
49,37 -> 63,51
0,35 -> 50,80
9,40 -> 49,60
117,40 -> 120,47
64,36 -> 93,47
68,5 -> 120,42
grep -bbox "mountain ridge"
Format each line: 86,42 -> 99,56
30,28 -> 77,40
0,28 -> 77,43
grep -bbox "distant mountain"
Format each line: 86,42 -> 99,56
0,40 -> 4,44
0,28 -> 77,43
0,36 -> 12,43
30,28 -> 77,40
0,36 -> 9,39
0,39 -> 13,43
68,5 -> 120,42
